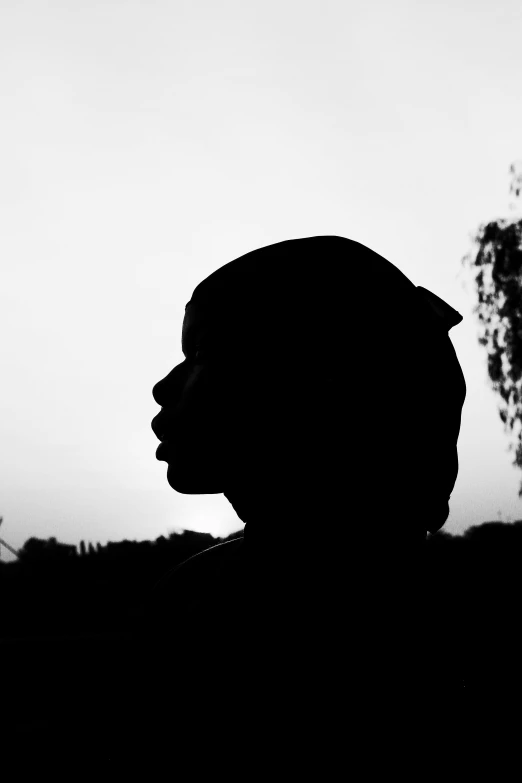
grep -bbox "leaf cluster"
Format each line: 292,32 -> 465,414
463,206 -> 522,493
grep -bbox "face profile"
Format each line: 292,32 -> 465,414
152,301 -> 227,494
151,236 -> 466,542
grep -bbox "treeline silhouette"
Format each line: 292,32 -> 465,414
425,520 -> 522,698
2,521 -> 522,756
0,529 -> 242,637
1,522 -> 521,667
0,528 -> 243,752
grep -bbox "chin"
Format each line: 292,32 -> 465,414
166,464 -> 223,494
425,500 -> 450,534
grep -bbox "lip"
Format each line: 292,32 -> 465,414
156,440 -> 172,461
151,409 -> 176,442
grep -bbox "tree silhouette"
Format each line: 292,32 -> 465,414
462,161 -> 522,495
19,536 -> 77,560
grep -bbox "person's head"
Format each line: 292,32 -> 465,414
152,236 -> 466,540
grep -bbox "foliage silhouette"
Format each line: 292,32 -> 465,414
463,162 -> 522,494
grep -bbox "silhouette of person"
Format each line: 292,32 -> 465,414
146,236 -> 466,769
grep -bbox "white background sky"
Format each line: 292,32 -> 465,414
2,0 -> 522,559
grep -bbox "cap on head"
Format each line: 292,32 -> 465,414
189,236 -> 462,378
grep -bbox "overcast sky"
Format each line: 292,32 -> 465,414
1,0 -> 522,557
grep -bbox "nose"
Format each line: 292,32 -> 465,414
152,361 -> 186,407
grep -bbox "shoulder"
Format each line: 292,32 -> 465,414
148,537 -> 245,623
173,537 -> 244,592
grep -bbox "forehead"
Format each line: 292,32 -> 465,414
181,302 -> 204,353
181,298 -> 258,360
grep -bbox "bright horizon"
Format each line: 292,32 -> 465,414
2,0 -> 522,559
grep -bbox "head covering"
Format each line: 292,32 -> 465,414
416,285 -> 463,332
190,236 -> 463,366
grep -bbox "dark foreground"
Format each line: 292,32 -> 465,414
3,524 -> 522,770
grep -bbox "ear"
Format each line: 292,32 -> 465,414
416,286 -> 463,332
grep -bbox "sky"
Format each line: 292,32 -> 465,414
1,0 -> 522,559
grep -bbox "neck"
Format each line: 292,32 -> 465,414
225,485 -> 426,560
